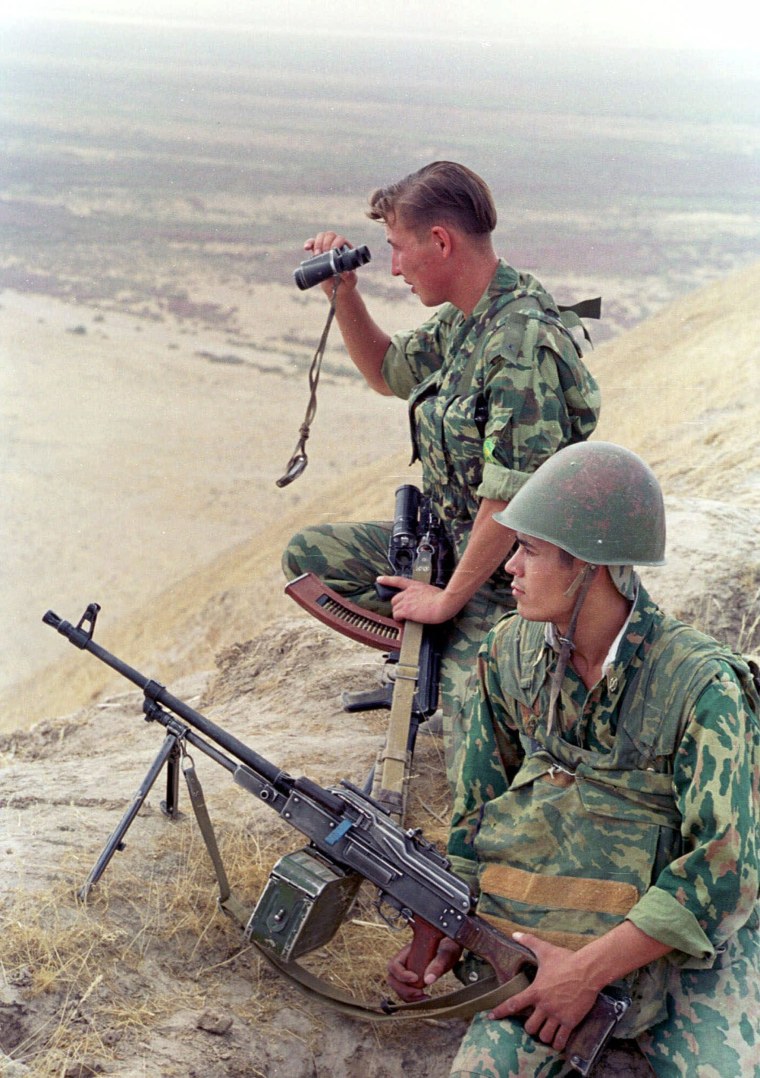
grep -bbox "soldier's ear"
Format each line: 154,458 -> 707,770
429,226 -> 453,257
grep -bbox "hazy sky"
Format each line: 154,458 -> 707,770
3,0 -> 759,53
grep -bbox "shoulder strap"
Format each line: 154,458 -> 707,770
623,620 -> 759,763
559,297 -> 602,321
558,297 -> 602,344
458,287 -> 601,394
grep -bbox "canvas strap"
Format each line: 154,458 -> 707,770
182,755 -> 251,927
371,542 -> 434,821
547,565 -> 597,735
255,946 -> 530,1023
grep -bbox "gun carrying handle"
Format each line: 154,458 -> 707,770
406,918 -> 447,987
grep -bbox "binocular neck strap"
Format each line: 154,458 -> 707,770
276,278 -> 340,488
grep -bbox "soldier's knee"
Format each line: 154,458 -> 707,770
282,531 -> 308,579
282,524 -> 336,580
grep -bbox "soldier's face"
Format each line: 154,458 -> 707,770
385,219 -> 448,306
505,535 -> 582,626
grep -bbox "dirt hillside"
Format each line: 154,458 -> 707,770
5,261 -> 758,730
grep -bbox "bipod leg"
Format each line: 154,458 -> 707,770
78,731 -> 183,901
161,737 -> 182,818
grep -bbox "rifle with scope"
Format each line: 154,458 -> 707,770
42,602 -> 630,1076
342,483 -> 449,712
287,484 -> 450,818
287,483 -> 448,718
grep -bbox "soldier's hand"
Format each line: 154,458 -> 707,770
303,231 -> 359,295
489,932 -> 599,1052
377,576 -> 463,624
387,938 -> 462,1001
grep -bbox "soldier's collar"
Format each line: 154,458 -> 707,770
543,580 -> 640,673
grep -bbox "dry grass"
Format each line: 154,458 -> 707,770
735,581 -> 760,659
2,889 -> 177,1072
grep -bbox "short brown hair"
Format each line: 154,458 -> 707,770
367,161 -> 497,236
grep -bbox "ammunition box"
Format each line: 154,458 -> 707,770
246,847 -> 361,961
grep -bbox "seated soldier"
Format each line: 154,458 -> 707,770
388,441 -> 760,1077
283,161 -> 601,787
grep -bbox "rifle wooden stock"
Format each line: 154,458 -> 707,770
464,913 -> 632,1075
285,572 -> 403,651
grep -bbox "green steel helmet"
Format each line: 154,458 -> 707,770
494,441 -> 666,565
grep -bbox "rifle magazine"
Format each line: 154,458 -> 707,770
285,573 -> 403,651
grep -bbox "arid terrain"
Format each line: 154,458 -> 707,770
2,19 -> 759,1078
3,21 -> 759,708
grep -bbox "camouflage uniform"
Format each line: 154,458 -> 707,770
447,585 -> 760,1077
283,262 -> 601,783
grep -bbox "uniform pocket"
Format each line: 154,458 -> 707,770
439,393 -> 489,494
575,767 -> 680,831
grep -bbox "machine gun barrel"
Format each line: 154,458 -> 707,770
41,604 -> 465,912
42,605 -> 290,794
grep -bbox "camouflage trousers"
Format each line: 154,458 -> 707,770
282,519 -> 513,791
449,932 -> 760,1077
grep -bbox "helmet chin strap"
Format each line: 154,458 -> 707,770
546,563 -> 597,736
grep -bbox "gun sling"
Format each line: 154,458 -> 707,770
258,945 -> 531,1024
240,931 -> 621,1075
285,567 -> 435,820
371,542 -> 434,820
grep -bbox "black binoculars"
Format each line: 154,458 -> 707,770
293,243 -> 371,290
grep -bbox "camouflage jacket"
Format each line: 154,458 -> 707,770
382,261 -> 601,602
448,586 -> 760,1033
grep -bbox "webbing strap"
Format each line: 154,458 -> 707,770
457,289 -> 601,398
373,545 -> 433,820
559,297 -> 602,321
182,759 -> 250,927
546,564 -> 596,736
256,946 -> 530,1023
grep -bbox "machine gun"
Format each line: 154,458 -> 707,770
287,485 -> 451,820
42,603 -> 630,1076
